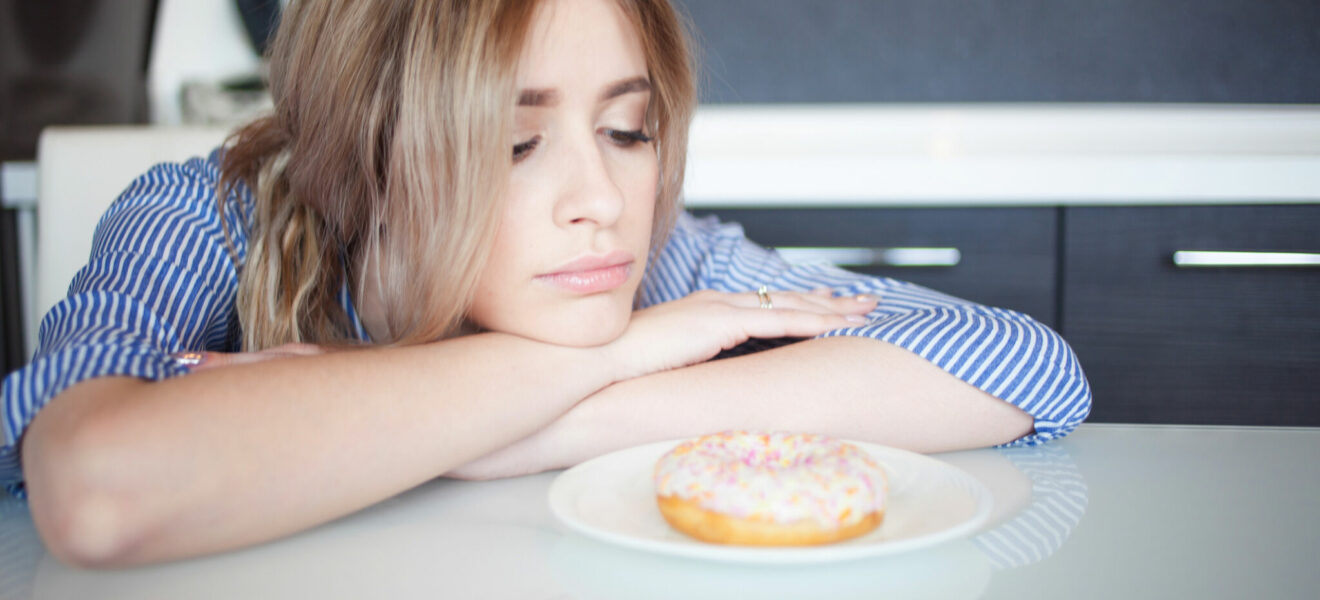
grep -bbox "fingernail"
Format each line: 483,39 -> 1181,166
171,351 -> 207,368
845,315 -> 869,323
856,294 -> 878,303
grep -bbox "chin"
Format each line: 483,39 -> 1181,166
527,311 -> 630,347
473,280 -> 641,347
486,299 -> 632,348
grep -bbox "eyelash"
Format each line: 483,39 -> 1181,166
512,129 -> 654,162
513,137 -> 540,162
606,129 -> 654,147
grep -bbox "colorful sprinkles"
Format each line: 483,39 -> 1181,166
653,431 -> 888,529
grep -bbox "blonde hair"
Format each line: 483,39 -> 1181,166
219,0 -> 695,351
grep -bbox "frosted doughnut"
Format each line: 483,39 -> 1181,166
653,431 -> 887,546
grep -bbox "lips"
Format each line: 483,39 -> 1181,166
535,250 -> 635,294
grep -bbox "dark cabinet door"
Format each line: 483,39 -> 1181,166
1062,205 -> 1320,425
689,207 -> 1059,328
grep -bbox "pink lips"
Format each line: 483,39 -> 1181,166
535,251 -> 635,294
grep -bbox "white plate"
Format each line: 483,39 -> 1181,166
548,439 -> 993,565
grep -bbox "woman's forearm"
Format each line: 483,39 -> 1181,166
582,335 -> 1035,451
468,336 -> 1035,477
21,332 -> 612,567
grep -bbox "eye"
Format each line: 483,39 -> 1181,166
513,136 -> 541,162
604,129 -> 653,147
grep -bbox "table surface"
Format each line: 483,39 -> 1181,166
2,423 -> 1318,599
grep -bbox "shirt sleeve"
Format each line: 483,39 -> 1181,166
641,212 -> 1092,447
0,150 -> 247,497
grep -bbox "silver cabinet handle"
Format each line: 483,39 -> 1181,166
775,246 -> 961,268
1172,251 -> 1320,268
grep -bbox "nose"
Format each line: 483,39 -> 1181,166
552,133 -> 625,230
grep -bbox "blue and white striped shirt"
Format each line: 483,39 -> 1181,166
1,150 -> 1091,497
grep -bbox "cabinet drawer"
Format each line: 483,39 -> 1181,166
1062,205 -> 1320,425
689,207 -> 1058,327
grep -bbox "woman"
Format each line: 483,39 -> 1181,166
3,0 -> 1089,567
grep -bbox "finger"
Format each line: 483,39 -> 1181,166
737,289 -> 879,314
265,342 -> 328,356
738,307 -> 870,340
840,292 -> 881,311
793,291 -> 880,314
171,350 -> 244,372
173,345 -> 324,372
177,351 -> 282,371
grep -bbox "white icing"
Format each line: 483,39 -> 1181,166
654,431 -> 887,529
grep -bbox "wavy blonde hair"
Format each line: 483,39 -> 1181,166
218,0 -> 695,351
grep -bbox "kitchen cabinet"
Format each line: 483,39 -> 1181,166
693,203 -> 1320,425
1061,204 -> 1320,425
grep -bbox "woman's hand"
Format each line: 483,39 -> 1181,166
600,287 -> 878,382
447,288 -> 879,480
173,343 -> 330,372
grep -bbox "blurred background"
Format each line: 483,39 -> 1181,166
1,0 -> 1317,424
685,0 -> 1320,104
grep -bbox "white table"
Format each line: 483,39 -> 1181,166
2,424 -> 1318,599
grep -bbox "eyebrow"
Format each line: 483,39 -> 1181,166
517,76 -> 652,107
602,76 -> 651,101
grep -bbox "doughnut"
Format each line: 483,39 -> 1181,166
653,431 -> 887,546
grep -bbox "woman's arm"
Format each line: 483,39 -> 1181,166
591,335 -> 1037,452
20,333 -> 608,567
448,335 -> 1036,479
19,289 -> 867,568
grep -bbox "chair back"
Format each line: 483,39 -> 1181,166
32,126 -> 229,352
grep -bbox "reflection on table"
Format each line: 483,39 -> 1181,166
966,444 -> 1088,570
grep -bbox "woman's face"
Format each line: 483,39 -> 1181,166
468,0 -> 659,347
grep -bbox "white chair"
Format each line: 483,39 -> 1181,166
31,126 -> 230,356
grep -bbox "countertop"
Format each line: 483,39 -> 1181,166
683,104 -> 1320,206
1,423 -> 1317,599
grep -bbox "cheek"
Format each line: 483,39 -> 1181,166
637,153 -> 660,197
468,213 -> 529,326
623,155 -> 660,225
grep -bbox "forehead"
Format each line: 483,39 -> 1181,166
517,0 -> 648,90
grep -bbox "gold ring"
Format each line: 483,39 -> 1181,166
757,285 -> 773,309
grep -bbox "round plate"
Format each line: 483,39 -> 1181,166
548,439 -> 993,564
